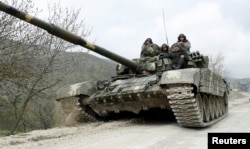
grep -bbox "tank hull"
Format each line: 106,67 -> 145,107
57,68 -> 229,127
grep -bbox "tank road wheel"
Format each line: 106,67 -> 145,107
196,93 -> 203,121
217,97 -> 223,116
209,95 -> 215,120
203,94 -> 210,122
219,96 -> 223,117
214,96 -> 220,118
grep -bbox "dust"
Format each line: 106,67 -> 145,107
53,97 -> 80,127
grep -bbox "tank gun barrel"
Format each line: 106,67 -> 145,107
0,2 -> 138,70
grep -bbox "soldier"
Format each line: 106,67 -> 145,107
158,43 -> 171,71
160,43 -> 169,54
140,38 -> 160,75
159,43 -> 189,70
177,33 -> 191,52
140,38 -> 160,59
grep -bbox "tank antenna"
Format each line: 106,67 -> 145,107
162,9 -> 169,45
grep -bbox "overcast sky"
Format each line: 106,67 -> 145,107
32,0 -> 250,78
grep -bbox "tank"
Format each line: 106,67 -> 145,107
0,2 -> 230,127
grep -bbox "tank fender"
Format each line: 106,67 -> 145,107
159,68 -> 200,88
56,81 -> 97,100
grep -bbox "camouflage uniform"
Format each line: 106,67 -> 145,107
139,38 -> 160,72
177,33 -> 191,52
178,41 -> 191,52
140,38 -> 160,59
170,34 -> 191,52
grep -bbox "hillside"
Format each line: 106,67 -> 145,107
56,52 -> 116,86
0,51 -> 117,133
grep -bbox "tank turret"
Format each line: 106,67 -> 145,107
0,2 -> 138,70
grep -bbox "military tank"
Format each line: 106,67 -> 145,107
0,2 -> 230,127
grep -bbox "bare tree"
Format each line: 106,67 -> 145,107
0,0 -> 90,135
208,52 -> 229,78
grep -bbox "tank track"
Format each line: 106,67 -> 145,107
166,84 -> 228,127
76,96 -> 98,122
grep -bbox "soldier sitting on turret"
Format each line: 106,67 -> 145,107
140,38 -> 160,74
157,44 -> 171,71
159,43 -> 189,70
170,33 -> 191,53
176,33 -> 191,52
140,38 -> 160,60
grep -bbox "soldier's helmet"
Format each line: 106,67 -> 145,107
161,44 -> 169,52
170,42 -> 184,51
144,38 -> 153,45
172,42 -> 180,47
178,33 -> 186,41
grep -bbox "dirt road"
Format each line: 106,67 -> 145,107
0,92 -> 249,149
